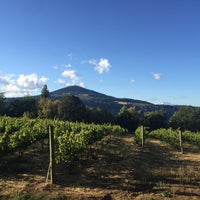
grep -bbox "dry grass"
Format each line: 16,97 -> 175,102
0,134 -> 199,199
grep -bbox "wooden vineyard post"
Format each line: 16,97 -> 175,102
179,130 -> 183,153
141,125 -> 144,148
170,127 -> 172,135
49,125 -> 55,184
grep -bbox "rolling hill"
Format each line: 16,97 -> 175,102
49,85 -> 179,117
4,85 -> 181,117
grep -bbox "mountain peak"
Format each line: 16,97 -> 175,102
50,86 -> 154,115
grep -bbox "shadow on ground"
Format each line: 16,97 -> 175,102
0,134 -> 199,199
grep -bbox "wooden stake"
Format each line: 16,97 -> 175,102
141,125 -> 144,148
49,125 -> 55,184
179,130 -> 183,153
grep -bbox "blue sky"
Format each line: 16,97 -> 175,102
0,0 -> 200,106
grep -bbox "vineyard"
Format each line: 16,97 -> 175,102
1,116 -> 200,164
0,116 -> 127,163
135,126 -> 200,148
0,117 -> 200,199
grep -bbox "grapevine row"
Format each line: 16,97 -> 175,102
0,116 -> 127,163
134,126 -> 200,147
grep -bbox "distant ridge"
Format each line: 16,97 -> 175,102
50,85 -> 178,116
5,85 -> 180,117
51,85 -> 114,100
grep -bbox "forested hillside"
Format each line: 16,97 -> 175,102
2,85 -> 200,132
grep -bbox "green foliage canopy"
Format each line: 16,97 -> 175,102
169,106 -> 200,131
143,109 -> 167,130
116,106 -> 141,132
58,95 -> 87,122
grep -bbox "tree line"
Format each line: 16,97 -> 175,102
0,85 -> 200,132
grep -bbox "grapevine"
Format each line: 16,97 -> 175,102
0,116 -> 127,163
134,126 -> 200,147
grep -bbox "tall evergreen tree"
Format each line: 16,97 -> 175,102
0,93 -> 5,115
41,84 -> 50,99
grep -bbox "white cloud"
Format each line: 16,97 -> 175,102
89,59 -> 96,65
53,63 -> 72,70
153,73 -> 162,80
65,83 -> 71,86
79,82 -> 85,88
0,73 -> 48,97
57,78 -> 66,84
0,76 -> 10,85
130,79 -> 135,84
62,70 -> 79,83
61,69 -> 85,88
52,65 -> 59,70
89,58 -> 111,74
4,84 -> 21,94
16,74 -> 48,89
64,64 -> 72,68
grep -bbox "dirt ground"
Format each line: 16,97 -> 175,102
0,133 -> 200,200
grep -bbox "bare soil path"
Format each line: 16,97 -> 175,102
0,134 -> 200,199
